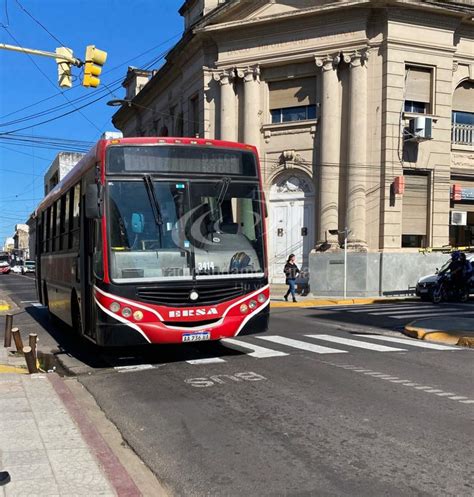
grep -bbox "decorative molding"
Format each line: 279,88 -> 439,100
262,120 -> 317,143
452,60 -> 459,72
212,69 -> 235,86
315,54 -> 340,71
236,65 -> 261,83
272,174 -> 314,195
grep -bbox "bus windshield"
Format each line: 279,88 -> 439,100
107,179 -> 265,282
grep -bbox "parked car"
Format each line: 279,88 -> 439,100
416,255 -> 474,301
21,260 -> 36,274
11,265 -> 23,274
0,261 -> 11,274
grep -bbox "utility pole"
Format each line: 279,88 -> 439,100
0,43 -> 107,89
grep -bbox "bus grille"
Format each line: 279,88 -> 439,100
136,283 -> 247,307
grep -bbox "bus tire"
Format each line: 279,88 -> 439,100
71,294 -> 83,337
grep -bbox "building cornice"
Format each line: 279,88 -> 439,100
195,0 -> 472,34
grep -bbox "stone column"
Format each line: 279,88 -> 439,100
239,66 -> 261,148
315,54 -> 341,246
214,70 -> 237,141
344,50 -> 368,250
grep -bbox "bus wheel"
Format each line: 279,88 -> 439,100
71,295 -> 82,336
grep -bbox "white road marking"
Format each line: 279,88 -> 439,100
402,383 -> 419,386
114,364 -> 156,373
20,300 -> 40,303
257,336 -> 347,354
448,396 -> 469,400
459,400 -> 474,404
221,338 -> 289,358
436,392 -> 456,396
306,334 -> 405,352
347,305 -> 434,313
371,308 -> 463,316
391,311 -> 474,320
353,335 -> 460,350
186,358 -> 227,365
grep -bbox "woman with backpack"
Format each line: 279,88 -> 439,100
283,254 -> 300,302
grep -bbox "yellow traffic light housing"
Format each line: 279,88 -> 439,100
55,47 -> 73,88
82,45 -> 107,88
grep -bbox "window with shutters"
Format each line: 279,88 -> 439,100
402,172 -> 429,248
269,77 -> 316,124
404,65 -> 433,115
452,81 -> 474,146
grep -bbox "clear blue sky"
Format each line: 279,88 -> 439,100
0,0 -> 184,245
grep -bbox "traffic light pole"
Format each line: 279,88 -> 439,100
0,43 -> 82,67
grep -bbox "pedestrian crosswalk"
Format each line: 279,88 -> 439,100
315,302 -> 472,321
180,332 -> 461,365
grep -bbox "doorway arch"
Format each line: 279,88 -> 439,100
269,171 -> 315,284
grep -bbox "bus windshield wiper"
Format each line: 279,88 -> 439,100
211,176 -> 231,225
143,175 -> 163,244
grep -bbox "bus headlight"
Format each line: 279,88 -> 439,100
109,302 -> 120,313
240,303 -> 248,314
133,310 -> 144,321
121,307 -> 132,318
249,299 -> 257,310
257,293 -> 267,303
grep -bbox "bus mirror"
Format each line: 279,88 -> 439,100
85,184 -> 101,219
131,213 -> 144,233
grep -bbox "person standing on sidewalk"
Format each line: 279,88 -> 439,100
283,254 -> 300,302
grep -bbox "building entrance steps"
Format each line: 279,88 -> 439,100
404,317 -> 474,347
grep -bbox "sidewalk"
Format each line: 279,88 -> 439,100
404,317 -> 474,348
0,346 -> 144,496
269,284 -> 417,308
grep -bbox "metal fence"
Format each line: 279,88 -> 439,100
452,123 -> 474,146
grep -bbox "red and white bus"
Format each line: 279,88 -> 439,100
34,137 -> 269,346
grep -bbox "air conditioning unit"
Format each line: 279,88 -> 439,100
451,211 -> 467,226
407,116 -> 433,142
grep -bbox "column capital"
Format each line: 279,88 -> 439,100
237,65 -> 260,83
315,54 -> 340,71
343,49 -> 369,68
212,69 -> 235,85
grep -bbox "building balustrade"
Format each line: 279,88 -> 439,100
452,123 -> 474,146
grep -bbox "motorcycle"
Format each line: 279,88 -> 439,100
431,272 -> 469,304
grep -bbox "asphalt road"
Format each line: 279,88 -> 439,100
1,274 -> 473,497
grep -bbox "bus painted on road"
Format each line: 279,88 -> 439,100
34,137 -> 269,346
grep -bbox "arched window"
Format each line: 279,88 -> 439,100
452,81 -> 474,146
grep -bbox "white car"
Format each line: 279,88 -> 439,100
22,260 -> 36,274
11,265 -> 23,274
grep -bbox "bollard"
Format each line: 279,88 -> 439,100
23,346 -> 38,374
4,313 -> 13,348
29,333 -> 38,363
11,327 -> 24,353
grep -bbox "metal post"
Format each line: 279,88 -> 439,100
11,327 -> 24,353
4,314 -> 13,347
344,228 -> 348,299
29,334 -> 38,365
23,346 -> 38,374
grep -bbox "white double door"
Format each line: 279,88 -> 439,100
269,198 -> 314,284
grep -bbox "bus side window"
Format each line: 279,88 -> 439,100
93,220 -> 103,279
71,183 -> 81,250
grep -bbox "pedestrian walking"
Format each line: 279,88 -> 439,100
283,254 -> 300,302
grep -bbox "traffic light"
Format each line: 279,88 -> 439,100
82,45 -> 107,88
55,47 -> 73,88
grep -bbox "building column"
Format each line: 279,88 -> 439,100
239,66 -> 261,148
214,70 -> 237,141
315,54 -> 341,246
344,50 -> 368,250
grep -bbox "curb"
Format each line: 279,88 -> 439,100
271,297 -> 417,308
404,323 -> 474,348
0,364 -> 28,374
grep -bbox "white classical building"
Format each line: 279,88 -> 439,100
112,0 -> 474,294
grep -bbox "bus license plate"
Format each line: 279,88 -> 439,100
182,332 -> 211,342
